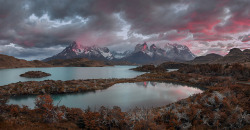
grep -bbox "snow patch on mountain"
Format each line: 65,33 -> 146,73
111,50 -> 132,59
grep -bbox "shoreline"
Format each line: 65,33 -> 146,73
0,70 -> 238,96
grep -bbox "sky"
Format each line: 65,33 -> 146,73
0,0 -> 249,60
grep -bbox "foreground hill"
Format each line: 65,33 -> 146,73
46,58 -> 112,67
0,54 -> 52,69
190,48 -> 250,64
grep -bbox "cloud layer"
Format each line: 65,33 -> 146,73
0,0 -> 249,59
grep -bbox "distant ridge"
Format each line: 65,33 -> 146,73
214,48 -> 250,64
190,53 -> 223,64
0,54 -> 52,69
189,48 -> 250,64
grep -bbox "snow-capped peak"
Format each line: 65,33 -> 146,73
52,41 -> 114,60
69,41 -> 83,53
135,42 -> 150,52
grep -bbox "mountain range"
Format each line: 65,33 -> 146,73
0,46 -> 249,69
44,41 -> 196,64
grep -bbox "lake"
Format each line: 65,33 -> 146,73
0,66 -> 144,86
8,82 -> 203,111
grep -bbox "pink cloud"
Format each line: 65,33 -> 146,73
180,12 -> 221,35
193,33 -> 233,41
238,34 -> 250,43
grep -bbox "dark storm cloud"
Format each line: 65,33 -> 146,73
0,43 -> 65,60
0,0 -> 29,45
0,0 -> 124,48
214,0 -> 250,34
239,34 -> 250,42
27,0 -> 94,19
0,0 -> 249,59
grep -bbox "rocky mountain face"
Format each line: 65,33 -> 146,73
43,41 -> 114,61
0,54 -> 52,69
164,43 -> 196,61
122,42 -> 196,64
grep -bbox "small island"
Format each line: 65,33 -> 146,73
20,71 -> 51,78
131,65 -> 166,72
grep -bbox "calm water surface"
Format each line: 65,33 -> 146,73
0,66 -> 144,86
8,82 -> 203,111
